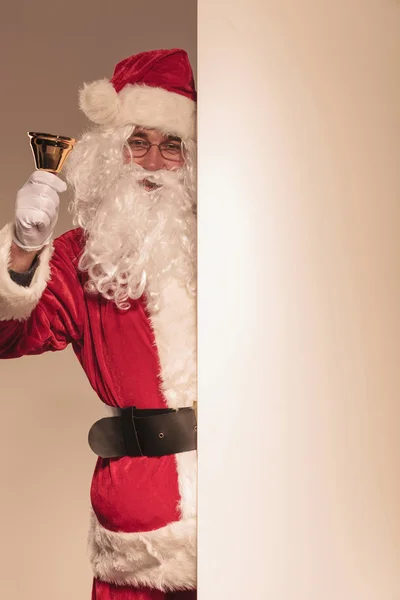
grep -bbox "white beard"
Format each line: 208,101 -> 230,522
66,127 -> 197,311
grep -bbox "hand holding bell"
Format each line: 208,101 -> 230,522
12,132 -> 75,252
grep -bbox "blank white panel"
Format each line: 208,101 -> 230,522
198,1 -> 400,598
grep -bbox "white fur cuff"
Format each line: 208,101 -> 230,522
88,511 -> 197,591
0,223 -> 52,321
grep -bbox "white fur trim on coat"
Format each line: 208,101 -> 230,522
148,278 -> 197,521
89,511 -> 196,591
0,223 -> 52,321
79,82 -> 196,140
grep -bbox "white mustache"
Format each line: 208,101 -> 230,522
124,164 -> 184,188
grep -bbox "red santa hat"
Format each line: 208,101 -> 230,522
79,48 -> 197,140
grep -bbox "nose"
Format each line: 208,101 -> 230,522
140,145 -> 164,171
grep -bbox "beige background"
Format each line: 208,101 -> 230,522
198,0 -> 400,598
0,2 -> 196,598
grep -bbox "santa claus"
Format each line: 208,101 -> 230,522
0,49 -> 197,600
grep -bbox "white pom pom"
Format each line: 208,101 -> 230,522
79,79 -> 121,125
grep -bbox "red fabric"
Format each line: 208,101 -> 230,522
92,580 -> 196,600
0,228 -> 186,595
110,49 -> 197,102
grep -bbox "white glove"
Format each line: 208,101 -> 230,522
13,170 -> 67,252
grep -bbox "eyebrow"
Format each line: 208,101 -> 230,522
132,130 -> 148,139
131,130 -> 181,143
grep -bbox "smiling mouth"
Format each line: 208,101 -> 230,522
142,179 -> 161,191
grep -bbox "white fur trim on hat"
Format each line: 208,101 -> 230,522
79,81 -> 196,140
0,223 -> 52,321
88,511 -> 196,591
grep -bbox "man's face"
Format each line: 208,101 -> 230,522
124,128 -> 184,191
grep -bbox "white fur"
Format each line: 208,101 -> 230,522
148,277 -> 197,520
89,510 -> 196,591
79,79 -> 121,126
79,82 -> 196,140
0,223 -> 52,321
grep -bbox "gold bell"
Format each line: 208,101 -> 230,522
28,132 -> 76,174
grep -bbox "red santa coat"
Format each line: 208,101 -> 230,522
0,224 -> 197,593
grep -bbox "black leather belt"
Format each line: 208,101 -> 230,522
88,406 -> 197,458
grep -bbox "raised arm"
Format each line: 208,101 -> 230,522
0,172 -> 84,358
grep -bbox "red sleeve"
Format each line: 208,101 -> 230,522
0,228 -> 85,359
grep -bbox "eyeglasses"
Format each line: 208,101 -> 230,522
127,138 -> 183,162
